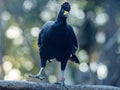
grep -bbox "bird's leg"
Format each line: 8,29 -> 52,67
55,62 -> 68,90
61,70 -> 65,81
36,67 -> 45,79
55,70 -> 67,90
60,70 -> 65,90
60,70 -> 69,90
32,60 -> 47,80
29,67 -> 45,80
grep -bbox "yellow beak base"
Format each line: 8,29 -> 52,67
63,11 -> 69,16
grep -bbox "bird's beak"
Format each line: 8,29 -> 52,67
63,11 -> 69,16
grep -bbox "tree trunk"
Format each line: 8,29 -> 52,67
0,80 -> 119,90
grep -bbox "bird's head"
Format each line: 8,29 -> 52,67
61,2 -> 71,17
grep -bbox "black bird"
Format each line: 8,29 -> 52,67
36,2 -> 79,82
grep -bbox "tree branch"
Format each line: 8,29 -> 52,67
0,80 -> 119,90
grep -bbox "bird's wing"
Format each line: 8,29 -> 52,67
67,25 -> 79,64
67,25 -> 78,53
38,21 -> 54,47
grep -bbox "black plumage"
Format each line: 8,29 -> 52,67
37,2 -> 79,81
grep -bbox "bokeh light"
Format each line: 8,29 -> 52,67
13,36 -> 24,45
31,27 -> 40,37
96,31 -> 106,44
71,4 -> 85,19
40,10 -> 52,21
3,61 -> 13,73
90,62 -> 98,72
22,60 -> 34,71
5,26 -> 22,39
77,50 -> 89,62
95,13 -> 109,26
4,69 -> 21,80
48,75 -> 57,83
97,63 -> 108,80
1,11 -> 11,21
79,62 -> 89,72
23,0 -> 36,12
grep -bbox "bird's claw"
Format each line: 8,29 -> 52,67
54,80 -> 69,90
29,74 -> 45,80
60,80 -> 69,90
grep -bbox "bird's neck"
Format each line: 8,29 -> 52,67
55,9 -> 67,26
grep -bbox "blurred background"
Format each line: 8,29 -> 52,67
0,0 -> 120,87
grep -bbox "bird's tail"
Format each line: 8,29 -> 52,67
70,54 -> 80,64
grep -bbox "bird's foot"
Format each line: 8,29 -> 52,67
60,80 -> 69,90
54,79 -> 69,90
54,77 -> 65,84
29,74 -> 45,80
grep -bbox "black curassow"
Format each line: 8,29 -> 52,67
33,2 -> 80,83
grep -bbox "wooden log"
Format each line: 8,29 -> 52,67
0,80 -> 119,90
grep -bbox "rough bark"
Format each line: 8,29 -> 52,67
0,80 -> 119,90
